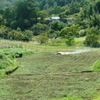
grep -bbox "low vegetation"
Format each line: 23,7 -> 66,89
0,46 -> 34,78
92,60 -> 100,71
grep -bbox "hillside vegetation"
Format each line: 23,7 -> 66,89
0,45 -> 34,78
0,0 -> 100,47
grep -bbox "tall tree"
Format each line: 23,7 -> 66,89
14,0 -> 39,30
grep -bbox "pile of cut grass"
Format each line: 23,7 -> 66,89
0,50 -> 13,69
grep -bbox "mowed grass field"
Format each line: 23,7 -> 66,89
0,48 -> 100,99
0,39 -> 100,100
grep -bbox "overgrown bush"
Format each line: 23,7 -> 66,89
22,30 -> 33,42
8,30 -> 24,40
65,36 -> 75,46
79,29 -> 86,37
35,33 -> 49,44
48,38 -> 63,46
59,24 -> 80,38
84,34 -> 100,47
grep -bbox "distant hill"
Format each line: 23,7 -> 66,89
0,0 -> 24,9
0,0 -> 81,9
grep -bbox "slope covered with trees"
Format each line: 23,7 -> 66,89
0,0 -> 100,47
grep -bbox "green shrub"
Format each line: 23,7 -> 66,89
84,34 -> 100,47
48,38 -> 64,46
65,36 -> 75,46
92,59 -> 100,70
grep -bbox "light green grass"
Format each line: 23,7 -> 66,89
0,38 -> 87,53
49,97 -> 81,100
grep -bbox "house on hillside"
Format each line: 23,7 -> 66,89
50,17 -> 60,21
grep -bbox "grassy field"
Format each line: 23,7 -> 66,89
0,39 -> 100,100
0,38 -> 86,53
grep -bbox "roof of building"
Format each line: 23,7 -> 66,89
51,17 -> 60,19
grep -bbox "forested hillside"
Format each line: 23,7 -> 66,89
0,0 -> 100,47
0,0 -> 24,9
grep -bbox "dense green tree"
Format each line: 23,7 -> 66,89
47,29 -> 59,39
13,0 -> 39,30
16,17 -> 24,31
50,21 -> 66,31
31,23 -> 49,35
94,0 -> 100,13
3,7 -> 12,26
0,15 -> 3,26
85,26 -> 100,35
59,24 -> 80,38
88,11 -> 100,27
37,10 -> 48,20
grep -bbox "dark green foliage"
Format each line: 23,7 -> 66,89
84,34 -> 100,47
16,17 -> 24,31
47,29 -> 59,39
37,10 -> 48,20
59,24 -> 80,38
65,36 -> 75,46
85,26 -> 100,35
31,23 -> 49,35
2,0 -> 39,30
84,26 -> 100,47
50,21 -> 66,31
94,0 -> 100,13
